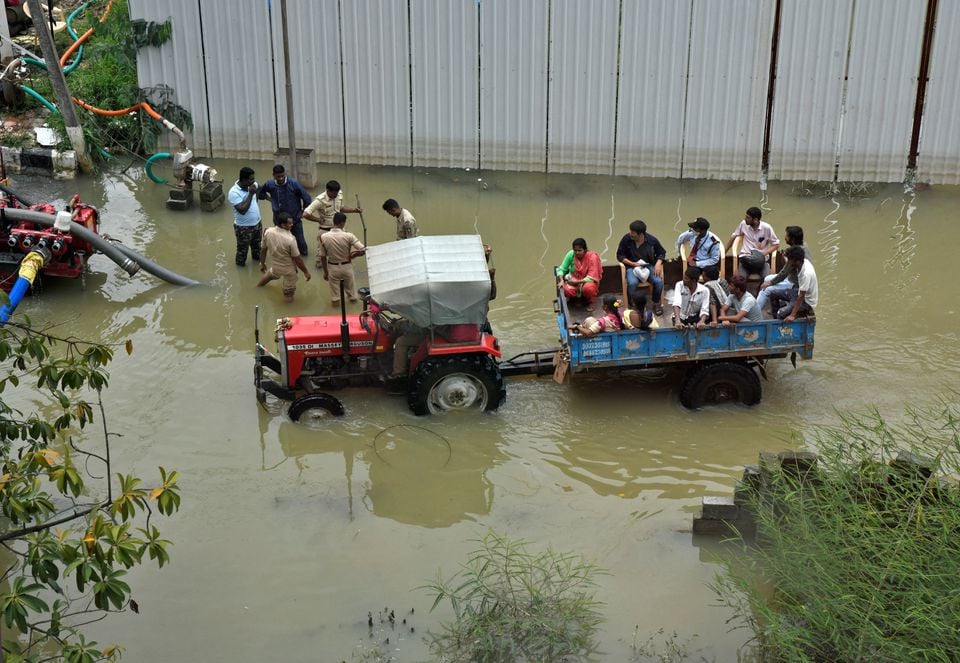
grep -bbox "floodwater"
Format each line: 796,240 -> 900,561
6,163 -> 959,662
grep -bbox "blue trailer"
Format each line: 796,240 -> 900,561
500,263 -> 815,408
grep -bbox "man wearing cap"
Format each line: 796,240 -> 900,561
616,219 -> 667,315
303,180 -> 363,269
676,217 -> 721,280
725,206 -> 780,278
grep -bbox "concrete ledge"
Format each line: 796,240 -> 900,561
1,145 -> 76,179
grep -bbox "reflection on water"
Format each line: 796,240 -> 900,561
260,412 -> 506,529
4,167 -> 960,661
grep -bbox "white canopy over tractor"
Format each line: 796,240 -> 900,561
366,235 -> 491,328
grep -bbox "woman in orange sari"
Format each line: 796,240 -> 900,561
558,237 -> 602,311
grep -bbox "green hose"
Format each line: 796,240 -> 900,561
20,85 -> 58,113
63,2 -> 91,74
21,2 -> 90,73
145,152 -> 172,184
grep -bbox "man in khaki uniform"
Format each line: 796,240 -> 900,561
302,180 -> 362,268
257,212 -> 311,302
319,212 -> 366,305
381,198 -> 418,240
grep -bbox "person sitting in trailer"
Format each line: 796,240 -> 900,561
757,225 -> 810,315
671,266 -> 715,330
574,294 -> 622,337
717,275 -> 763,325
556,237 -> 602,311
676,217 -> 721,278
620,293 -> 659,331
725,206 -> 780,278
616,219 -> 667,316
776,245 -> 818,322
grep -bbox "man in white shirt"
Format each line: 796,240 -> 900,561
725,206 -> 780,278
671,266 -> 714,329
778,245 -> 818,321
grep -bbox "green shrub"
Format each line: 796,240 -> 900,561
425,530 -> 605,662
715,403 -> 960,662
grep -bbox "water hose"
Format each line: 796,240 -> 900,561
19,85 -> 58,112
71,98 -> 187,150
20,2 -> 91,73
0,184 -> 34,207
59,0 -> 112,69
0,208 -> 201,287
62,2 -> 92,74
0,248 -> 48,325
107,240 -> 200,286
144,152 -> 171,184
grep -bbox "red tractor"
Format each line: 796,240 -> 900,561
254,235 -> 506,419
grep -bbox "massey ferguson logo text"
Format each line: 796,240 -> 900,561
287,341 -> 374,350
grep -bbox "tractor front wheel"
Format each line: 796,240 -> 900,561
288,392 -> 346,422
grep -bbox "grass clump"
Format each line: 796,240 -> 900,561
425,530 -> 605,662
715,402 -> 960,662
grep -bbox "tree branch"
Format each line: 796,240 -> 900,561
0,501 -> 108,543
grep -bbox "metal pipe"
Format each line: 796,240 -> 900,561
279,0 -> 298,180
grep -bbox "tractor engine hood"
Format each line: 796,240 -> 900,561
366,235 -> 491,329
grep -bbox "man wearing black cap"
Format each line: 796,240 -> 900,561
676,217 -> 721,280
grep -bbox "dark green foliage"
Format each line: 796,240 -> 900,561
27,0 -> 192,158
0,320 -> 181,661
714,404 -> 960,663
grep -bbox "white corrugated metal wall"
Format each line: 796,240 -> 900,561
411,0 -> 478,168
616,1 -> 691,179
838,0 -> 925,182
681,0 -> 774,180
129,0 -> 959,184
547,0 -> 620,174
479,0 -> 549,172
767,0 -> 851,182
917,0 -> 960,185
128,0 -> 209,156
270,0 -> 344,164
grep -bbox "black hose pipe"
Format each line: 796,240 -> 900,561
108,241 -> 200,286
1,208 -> 201,286
0,184 -> 34,207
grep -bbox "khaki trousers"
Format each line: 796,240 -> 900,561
328,263 -> 356,302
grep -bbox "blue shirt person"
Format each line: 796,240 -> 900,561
227,166 -> 263,266
257,164 -> 312,256
676,217 -> 721,278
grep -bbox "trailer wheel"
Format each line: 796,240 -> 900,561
408,355 -> 505,416
288,392 -> 345,422
680,362 -> 761,409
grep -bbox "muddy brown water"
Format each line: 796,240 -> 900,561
5,164 -> 959,661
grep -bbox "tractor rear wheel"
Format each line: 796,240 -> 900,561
679,362 -> 761,409
288,392 -> 345,422
407,355 -> 505,416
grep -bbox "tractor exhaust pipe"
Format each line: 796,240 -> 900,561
339,280 -> 350,356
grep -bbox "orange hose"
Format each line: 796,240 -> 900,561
72,98 -> 163,121
59,0 -> 114,68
